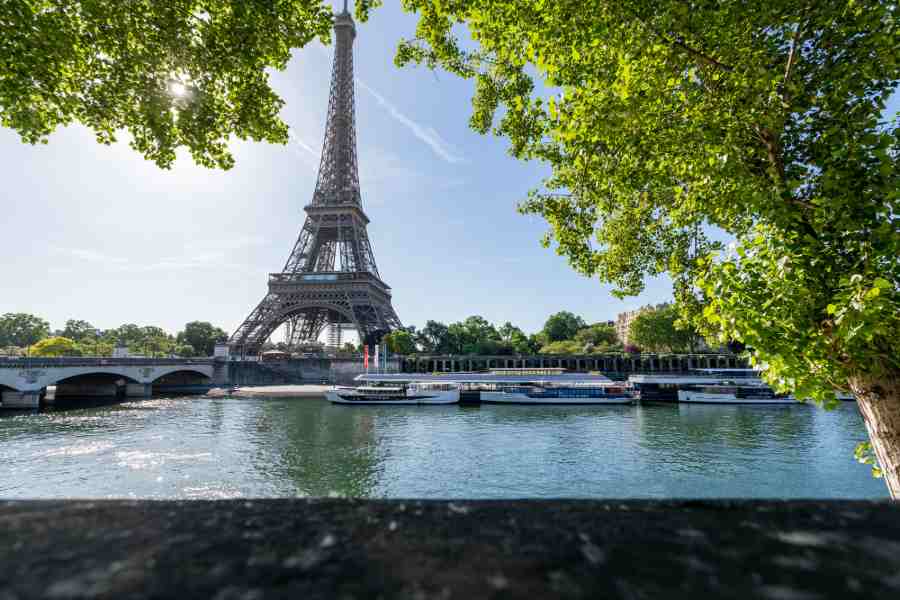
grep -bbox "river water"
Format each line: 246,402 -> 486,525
0,397 -> 887,499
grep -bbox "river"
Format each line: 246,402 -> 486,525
0,396 -> 887,499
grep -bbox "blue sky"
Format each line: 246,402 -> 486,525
1,2 -> 896,339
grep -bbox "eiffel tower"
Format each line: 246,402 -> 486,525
230,1 -> 401,355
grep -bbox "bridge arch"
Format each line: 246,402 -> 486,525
52,372 -> 140,385
149,368 -> 213,396
148,366 -> 213,384
43,368 -> 141,388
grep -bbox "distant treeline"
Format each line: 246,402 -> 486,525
0,313 -> 228,358
382,307 -> 705,356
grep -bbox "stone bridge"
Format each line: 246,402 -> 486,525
0,358 -> 220,409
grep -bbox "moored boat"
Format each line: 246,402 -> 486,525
480,382 -> 632,405
677,383 -> 796,404
327,382 -> 459,405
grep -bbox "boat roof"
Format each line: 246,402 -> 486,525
630,374 -> 764,384
692,368 -> 759,373
356,372 -> 612,384
355,385 -> 404,391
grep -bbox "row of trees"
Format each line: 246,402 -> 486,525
382,308 -> 700,356
0,313 -> 228,358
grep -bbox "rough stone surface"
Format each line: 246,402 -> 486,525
1,499 -> 898,599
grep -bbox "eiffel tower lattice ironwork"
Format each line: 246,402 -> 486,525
230,3 -> 401,354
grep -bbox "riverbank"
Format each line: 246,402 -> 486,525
1,499 -> 898,598
206,384 -> 330,399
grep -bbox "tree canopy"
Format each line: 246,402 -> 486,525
0,313 -> 227,357
628,305 -> 699,353
574,323 -> 619,351
0,313 -> 50,347
541,311 -> 586,343
383,329 -> 417,355
28,336 -> 80,357
0,1 -> 381,169
395,0 -> 900,495
177,321 -> 228,357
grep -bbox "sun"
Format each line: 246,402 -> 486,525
169,81 -> 188,98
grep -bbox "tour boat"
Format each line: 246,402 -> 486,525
327,382 -> 459,405
631,369 -> 764,403
479,382 -> 633,405
677,383 -> 796,404
355,371 -> 629,405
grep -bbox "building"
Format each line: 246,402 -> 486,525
615,304 -> 668,347
615,309 -> 645,347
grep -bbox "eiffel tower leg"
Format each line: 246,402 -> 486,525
230,293 -> 283,354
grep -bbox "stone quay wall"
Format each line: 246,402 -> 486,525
2,499 -> 898,599
224,357 -> 400,386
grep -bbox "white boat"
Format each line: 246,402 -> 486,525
677,383 -> 796,404
327,382 -> 459,405
480,382 -> 632,405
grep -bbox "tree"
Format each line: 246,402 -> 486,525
28,337 -> 81,357
141,326 -> 175,357
77,338 -> 114,357
539,340 -> 583,355
61,319 -> 97,342
395,1 -> 900,496
418,320 -> 451,354
541,311 -> 586,343
0,1 -> 381,169
177,321 -> 228,357
174,343 -> 197,358
498,322 -> 533,354
383,330 -> 417,355
575,323 -> 620,352
528,333 -> 548,354
628,305 -> 698,353
447,316 -> 502,354
0,313 -> 50,347
106,324 -> 145,349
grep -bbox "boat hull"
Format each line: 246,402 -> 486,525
479,391 -> 632,405
677,391 -> 796,404
326,389 -> 459,405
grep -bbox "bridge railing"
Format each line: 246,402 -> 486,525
0,357 -> 216,369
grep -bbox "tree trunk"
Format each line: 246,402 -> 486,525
850,373 -> 900,499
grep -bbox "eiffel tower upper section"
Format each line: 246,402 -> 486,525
312,4 -> 361,209
278,0 -> 381,277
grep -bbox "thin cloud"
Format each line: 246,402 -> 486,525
50,247 -> 128,265
356,78 -> 466,164
183,235 -> 267,253
287,127 -> 321,171
51,243 -> 258,273
288,128 -> 319,157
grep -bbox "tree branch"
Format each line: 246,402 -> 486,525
623,8 -> 734,72
781,13 -> 809,104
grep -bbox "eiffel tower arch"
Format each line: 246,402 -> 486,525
230,3 -> 402,355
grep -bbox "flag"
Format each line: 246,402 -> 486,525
373,344 -> 380,372
363,345 -> 369,370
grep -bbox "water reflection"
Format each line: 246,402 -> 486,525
253,400 -> 381,497
0,397 -> 887,499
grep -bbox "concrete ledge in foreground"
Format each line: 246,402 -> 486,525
1,499 -> 898,599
